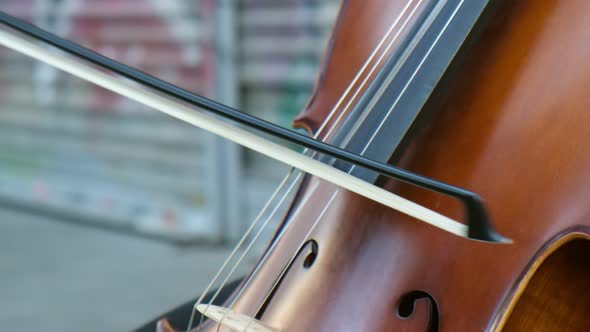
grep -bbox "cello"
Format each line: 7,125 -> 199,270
1,0 -> 590,331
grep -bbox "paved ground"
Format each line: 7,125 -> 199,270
0,208 -> 243,332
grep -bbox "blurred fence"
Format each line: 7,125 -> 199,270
0,0 -> 338,244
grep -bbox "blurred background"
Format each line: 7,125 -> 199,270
0,0 -> 339,331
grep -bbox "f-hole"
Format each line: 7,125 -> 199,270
397,290 -> 440,332
255,240 -> 318,320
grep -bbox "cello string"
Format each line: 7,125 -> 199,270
243,0 -> 464,321
235,0 -> 463,328
189,170 -> 306,332
197,0 -> 422,307
208,0 -> 431,328
191,0 -> 422,329
242,0 -> 437,317
185,170 -> 298,331
194,0 -> 423,330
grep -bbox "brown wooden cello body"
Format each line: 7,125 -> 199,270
170,0 -> 590,331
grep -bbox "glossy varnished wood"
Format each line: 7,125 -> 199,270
502,236 -> 590,331
165,0 -> 590,331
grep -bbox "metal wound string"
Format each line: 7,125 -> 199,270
214,1 -> 436,328
235,0 -> 464,329
226,0 -> 431,320
202,1 -> 436,330
191,0 -> 423,330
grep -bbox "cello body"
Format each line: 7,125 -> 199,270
185,0 -> 590,331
